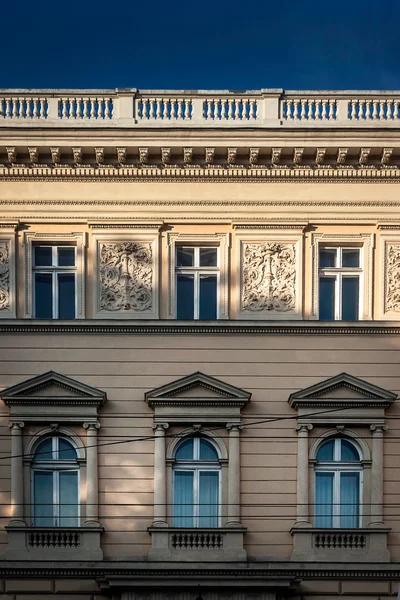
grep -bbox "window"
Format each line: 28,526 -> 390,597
32,435 -> 79,527
173,437 -> 220,527
315,437 -> 362,528
176,246 -> 219,320
33,245 -> 76,319
318,247 -> 361,320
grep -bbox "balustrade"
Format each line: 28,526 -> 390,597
28,530 -> 80,548
138,98 -> 192,120
203,98 -> 258,121
348,98 -> 400,121
282,98 -> 337,121
0,97 -> 48,119
59,97 -> 113,120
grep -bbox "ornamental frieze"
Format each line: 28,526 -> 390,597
99,242 -> 153,312
386,243 -> 400,312
0,242 -> 10,311
242,242 -> 296,312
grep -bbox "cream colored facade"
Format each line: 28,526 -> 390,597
0,89 -> 400,599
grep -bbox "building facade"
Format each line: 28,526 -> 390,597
0,88 -> 400,599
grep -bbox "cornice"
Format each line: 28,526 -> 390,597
2,321 -> 400,335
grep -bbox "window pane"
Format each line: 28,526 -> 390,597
34,471 -> 54,526
35,273 -> 53,318
176,247 -> 194,267
199,471 -> 219,527
59,471 -> 79,527
342,249 -> 360,268
174,471 -> 194,527
58,438 -> 77,460
34,438 -> 54,461
342,277 -> 359,321
57,247 -> 75,267
177,274 -> 194,320
316,440 -> 334,461
34,246 -> 53,266
319,277 -> 335,320
58,274 -> 76,319
200,248 -> 218,267
175,439 -> 194,460
199,274 -> 217,320
319,249 -> 336,268
340,472 -> 359,528
341,439 -> 360,462
315,472 -> 334,528
199,439 -> 219,461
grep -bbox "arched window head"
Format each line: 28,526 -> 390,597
32,435 -> 79,527
173,436 -> 220,528
315,437 -> 362,529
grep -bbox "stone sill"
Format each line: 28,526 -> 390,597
148,526 -> 247,561
5,525 -> 104,561
290,526 -> 391,562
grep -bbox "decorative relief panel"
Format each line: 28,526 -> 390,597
0,242 -> 10,311
385,243 -> 400,313
242,242 -> 296,312
99,242 -> 153,312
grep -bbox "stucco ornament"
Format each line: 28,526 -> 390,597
242,242 -> 296,312
386,243 -> 400,312
0,242 -> 10,311
99,242 -> 153,312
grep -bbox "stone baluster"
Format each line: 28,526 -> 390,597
83,422 -> 100,525
250,99 -> 257,119
149,99 -> 155,120
32,98 -> 39,119
228,99 -> 234,120
105,98 -> 111,119
370,424 -> 387,526
226,423 -> 244,526
177,99 -> 183,120
372,100 -> 379,120
315,100 -> 321,119
152,423 -> 169,526
380,100 -> 385,120
329,99 -> 336,119
387,100 -> 394,120
350,99 -> 357,120
185,99 -> 191,120
9,421 -> 25,526
214,99 -> 220,120
235,99 -> 241,120
321,100 -> 328,120
169,99 -> 176,119
5,99 -> 11,118
294,424 -> 313,526
61,98 -> 68,119
40,98 -> 46,119
155,99 -> 161,120
82,98 -> 89,119
293,100 -> 299,120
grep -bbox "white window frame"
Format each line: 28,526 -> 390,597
32,245 -> 77,319
168,233 -> 229,319
311,233 -> 374,320
318,246 -> 363,320
31,435 -> 80,527
173,437 -> 222,528
314,438 -> 363,529
175,246 -> 220,320
24,231 -> 85,319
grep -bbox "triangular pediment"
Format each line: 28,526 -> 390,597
145,372 -> 251,407
289,372 -> 397,408
1,371 -> 107,406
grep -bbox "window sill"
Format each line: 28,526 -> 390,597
5,525 -> 104,561
148,526 -> 247,561
290,526 -> 391,562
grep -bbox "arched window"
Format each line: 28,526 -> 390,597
32,436 -> 79,527
315,437 -> 362,528
173,437 -> 220,528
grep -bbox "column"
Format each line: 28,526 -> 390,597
9,421 -> 25,526
226,423 -> 243,526
153,423 -> 169,526
295,424 -> 313,526
83,422 -> 100,525
370,424 -> 387,526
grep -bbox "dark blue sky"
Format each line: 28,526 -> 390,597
2,1 -> 400,90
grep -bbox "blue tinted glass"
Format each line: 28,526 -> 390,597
315,472 -> 334,528
340,472 -> 359,528
319,277 -> 335,320
316,440 -> 334,461
177,274 -> 194,319
175,439 -> 194,460
199,274 -> 217,320
319,249 -> 336,268
173,471 -> 194,527
200,247 -> 217,267
199,471 -> 219,527
57,247 -> 75,266
58,274 -> 75,319
58,438 -> 77,460
59,471 -> 79,526
342,277 -> 359,321
34,471 -> 54,526
342,249 -> 359,268
176,247 -> 194,267
199,439 -> 219,461
34,438 -> 54,460
341,439 -> 360,462
35,273 -> 53,318
34,246 -> 53,266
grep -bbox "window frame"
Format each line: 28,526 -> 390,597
24,231 -> 85,319
31,435 -> 80,528
314,437 -> 363,529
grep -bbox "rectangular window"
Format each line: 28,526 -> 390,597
318,247 -> 361,321
33,245 -> 76,319
176,246 -> 219,320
